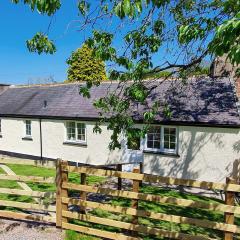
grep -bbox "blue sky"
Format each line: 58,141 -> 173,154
0,1 -> 84,85
0,1 -> 211,85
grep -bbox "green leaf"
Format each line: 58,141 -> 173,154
93,123 -> 102,134
114,2 -> 125,19
79,86 -> 91,98
77,0 -> 90,16
123,0 -> 131,15
26,32 -> 56,54
12,0 -> 61,16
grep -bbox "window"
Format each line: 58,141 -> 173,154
77,123 -> 86,141
163,127 -> 177,153
0,119 -> 2,136
25,120 -> 32,137
147,126 -> 161,149
146,126 -> 177,154
66,121 -> 86,143
66,122 -> 75,141
127,128 -> 141,150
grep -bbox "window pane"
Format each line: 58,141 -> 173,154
77,123 -> 86,141
169,128 -> 176,135
147,126 -> 161,149
164,128 -> 170,135
163,127 -> 176,151
153,140 -> 160,149
164,141 -> 169,149
67,122 -> 75,128
170,135 -> 176,142
66,122 -> 76,141
147,140 -> 153,149
25,120 -> 31,136
154,133 -> 160,141
149,127 -> 161,134
170,142 -> 176,149
147,133 -> 154,141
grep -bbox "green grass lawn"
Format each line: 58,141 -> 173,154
65,230 -> 100,240
0,164 -> 238,240
0,164 -> 105,210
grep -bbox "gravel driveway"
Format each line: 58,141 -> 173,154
0,219 -> 64,240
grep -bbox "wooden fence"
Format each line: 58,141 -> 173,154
0,157 -> 240,240
0,158 -> 56,224
56,160 -> 240,240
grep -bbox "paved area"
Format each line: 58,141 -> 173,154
0,219 -> 64,240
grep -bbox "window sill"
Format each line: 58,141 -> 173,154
127,148 -> 141,151
143,150 -> 180,157
63,141 -> 87,147
22,136 -> 33,141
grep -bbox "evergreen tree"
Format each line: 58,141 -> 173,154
66,44 -> 107,83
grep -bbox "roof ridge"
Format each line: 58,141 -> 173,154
10,81 -> 82,89
9,76 -> 214,89
10,80 -> 124,89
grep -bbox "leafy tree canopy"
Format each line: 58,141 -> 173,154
12,0 -> 240,149
66,44 -> 107,97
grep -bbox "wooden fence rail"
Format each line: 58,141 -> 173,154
57,160 -> 240,240
62,165 -> 240,192
0,211 -> 55,223
0,174 -> 55,183
0,188 -> 56,198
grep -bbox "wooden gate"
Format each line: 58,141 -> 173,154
0,158 -> 56,223
56,160 -> 240,240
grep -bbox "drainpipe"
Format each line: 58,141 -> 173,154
39,119 -> 43,160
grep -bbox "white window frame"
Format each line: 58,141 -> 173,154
162,126 -> 178,154
24,120 -> 32,137
65,121 -> 87,144
145,126 -> 162,152
145,125 -> 178,154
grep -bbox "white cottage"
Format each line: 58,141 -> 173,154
0,73 -> 239,183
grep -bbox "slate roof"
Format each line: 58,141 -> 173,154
0,77 -> 239,127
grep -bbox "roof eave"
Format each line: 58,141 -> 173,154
0,114 -> 239,128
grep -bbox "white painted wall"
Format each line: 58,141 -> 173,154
0,118 -> 239,182
143,126 -> 240,182
0,118 -> 41,157
0,118 -> 138,165
41,119 -> 123,165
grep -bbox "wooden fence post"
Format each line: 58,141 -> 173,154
131,168 -> 141,236
80,172 -> 87,213
56,160 -> 68,228
56,159 -> 62,228
224,177 -> 235,240
117,164 -> 122,190
232,159 -> 240,184
139,162 -> 143,187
